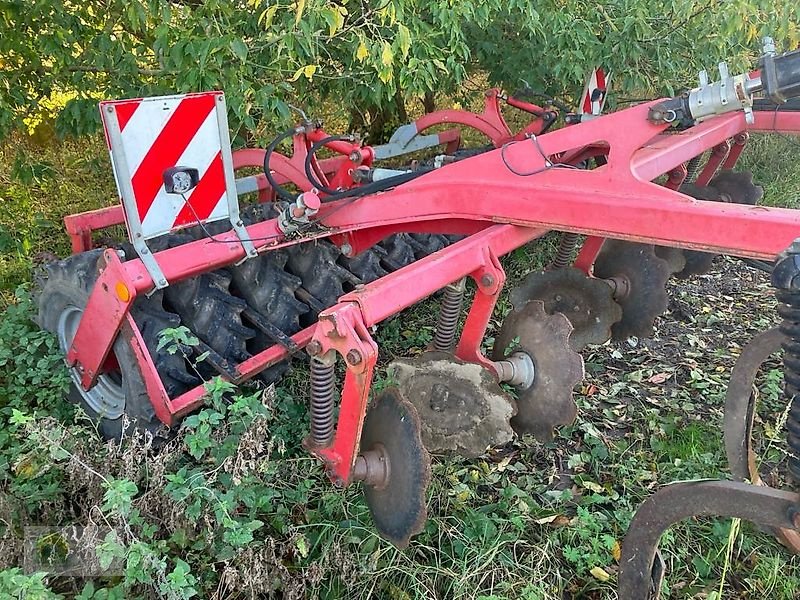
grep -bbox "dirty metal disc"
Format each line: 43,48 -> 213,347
710,169 -> 764,206
653,246 -> 687,275
675,171 -> 763,279
360,387 -> 431,549
593,240 -> 671,340
723,328 -> 800,553
509,267 -> 622,351
389,351 -> 517,458
491,301 -> 584,442
674,250 -> 718,279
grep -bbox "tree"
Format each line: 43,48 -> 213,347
0,0 -> 797,143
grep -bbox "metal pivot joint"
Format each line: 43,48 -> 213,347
433,278 -> 467,352
771,239 -> 800,481
278,191 -> 322,236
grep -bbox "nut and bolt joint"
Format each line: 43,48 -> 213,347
306,340 -> 322,357
346,349 -> 363,365
480,274 -> 495,287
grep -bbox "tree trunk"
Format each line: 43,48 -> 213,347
423,90 -> 436,114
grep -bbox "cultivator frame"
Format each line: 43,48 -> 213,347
45,45 -> 800,598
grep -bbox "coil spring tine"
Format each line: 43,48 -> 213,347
550,232 -> 580,270
772,245 -> 800,481
433,278 -> 466,352
310,356 -> 336,447
685,155 -> 703,183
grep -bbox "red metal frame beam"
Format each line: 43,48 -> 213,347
103,103 -> 800,297
67,101 -> 800,432
308,224 -> 542,483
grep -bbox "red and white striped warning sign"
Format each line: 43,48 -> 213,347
100,92 -> 235,240
579,68 -> 611,115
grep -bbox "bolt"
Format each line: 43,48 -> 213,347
140,247 -> 149,254
158,279 -> 168,287
341,243 -> 353,257
480,274 -> 495,287
346,349 -> 363,365
307,340 -> 322,356
349,150 -> 362,162
116,249 -> 127,259
106,106 -> 113,113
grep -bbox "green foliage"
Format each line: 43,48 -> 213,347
0,286 -> 70,409
1,1 -> 798,141
0,569 -> 62,599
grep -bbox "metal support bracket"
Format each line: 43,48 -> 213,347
67,249 -> 137,390
306,302 -> 379,486
455,247 -> 506,373
214,96 -> 257,262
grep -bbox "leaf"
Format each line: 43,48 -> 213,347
611,540 -> 622,562
381,41 -> 394,66
581,480 -> 604,493
294,0 -> 306,25
648,372 -> 670,384
295,534 -> 309,558
356,39 -> 369,62
230,39 -> 248,62
259,5 -> 279,29
590,566 -> 611,582
533,514 -> 558,525
289,64 -> 317,81
397,23 -> 411,59
321,7 -> 345,36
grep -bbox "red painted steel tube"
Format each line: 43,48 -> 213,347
575,236 -> 606,274
721,132 -> 749,171
337,225 -> 543,326
694,141 -> 730,186
64,205 -> 125,253
113,103 -> 800,296
168,325 -> 316,419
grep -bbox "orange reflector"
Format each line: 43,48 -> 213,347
115,282 -> 131,302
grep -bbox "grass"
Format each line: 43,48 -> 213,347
1,124 -> 800,598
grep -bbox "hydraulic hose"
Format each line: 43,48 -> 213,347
263,127 -> 298,202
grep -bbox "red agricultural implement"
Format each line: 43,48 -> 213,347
35,42 -> 800,597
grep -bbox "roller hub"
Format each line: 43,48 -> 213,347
593,240 -> 671,340
491,301 -> 584,441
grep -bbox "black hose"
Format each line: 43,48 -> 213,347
322,170 -> 426,202
263,127 -> 297,202
303,135 -> 430,202
304,134 -> 355,195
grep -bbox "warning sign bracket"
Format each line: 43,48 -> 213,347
100,92 -> 256,290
